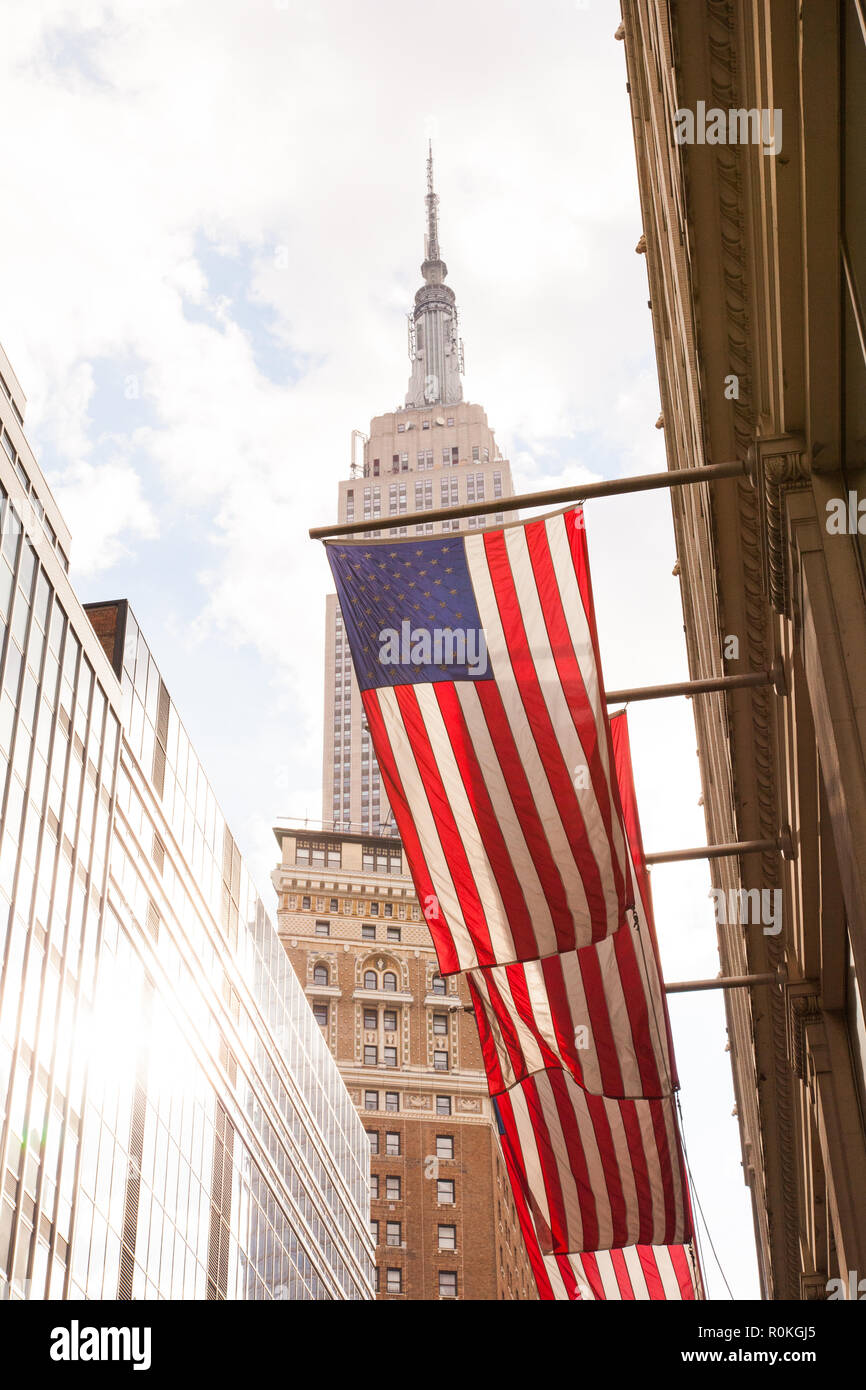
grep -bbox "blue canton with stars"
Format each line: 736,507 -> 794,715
326,535 -> 493,691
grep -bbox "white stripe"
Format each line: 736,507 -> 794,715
504,521 -> 621,930
622,1244 -> 652,1299
464,534 -> 594,942
651,1245 -> 684,1300
376,687 -> 478,969
455,683 -> 559,956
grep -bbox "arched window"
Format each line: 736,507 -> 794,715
313,964 -> 329,987
383,971 -> 397,993
364,970 -> 378,990
431,974 -> 446,995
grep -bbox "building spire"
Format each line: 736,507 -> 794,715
424,140 -> 441,269
405,144 -> 463,408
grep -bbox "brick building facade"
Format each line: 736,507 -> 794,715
272,827 -> 536,1300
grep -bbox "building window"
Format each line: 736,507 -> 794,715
446,416 -> 454,426
301,895 -> 311,910
387,926 -> 401,942
362,924 -> 376,940
363,1008 -> 378,1029
431,974 -> 446,995
439,1269 -> 458,1298
384,1046 -> 397,1068
386,1268 -> 402,1294
313,964 -> 329,986
313,1003 -> 328,1027
364,1091 -> 379,1111
435,1095 -> 451,1115
315,919 -> 330,937
436,1135 -> 454,1159
438,1225 -> 456,1251
383,902 -> 393,917
386,1176 -> 401,1200
383,971 -> 397,992
383,1009 -> 397,1032
385,1091 -> 399,1112
386,1221 -> 401,1247
366,1130 -> 379,1154
385,1131 -> 400,1156
364,1045 -> 378,1066
371,1174 -> 379,1198
437,1179 -> 455,1205
432,1013 -> 448,1035
364,970 -> 377,989
434,1051 -> 449,1072
329,897 -> 339,912
369,901 -> 380,916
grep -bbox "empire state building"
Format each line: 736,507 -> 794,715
322,149 -> 515,833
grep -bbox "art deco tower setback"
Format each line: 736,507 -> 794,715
322,148 -> 515,835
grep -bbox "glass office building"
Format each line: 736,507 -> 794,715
0,345 -> 374,1300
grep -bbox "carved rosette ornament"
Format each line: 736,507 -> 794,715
747,436 -> 810,616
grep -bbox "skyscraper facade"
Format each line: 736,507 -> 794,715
0,342 -> 373,1301
275,153 -> 535,1299
322,150 -> 515,834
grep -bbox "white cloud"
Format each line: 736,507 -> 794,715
49,453 -> 158,574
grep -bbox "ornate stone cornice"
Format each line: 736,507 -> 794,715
685,0 -> 800,1299
747,435 -> 811,615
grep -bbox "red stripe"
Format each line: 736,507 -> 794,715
393,684 -> 499,967
525,516 -> 627,911
434,684 -> 538,961
547,1069 -> 601,1252
609,1247 -> 637,1299
482,528 -> 611,942
667,1244 -> 698,1300
362,690 -> 459,974
636,1247 -> 666,1300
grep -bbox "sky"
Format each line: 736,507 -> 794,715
0,0 -> 759,1297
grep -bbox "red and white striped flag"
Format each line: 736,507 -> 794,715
500,1113 -> 701,1299
326,508 -> 631,971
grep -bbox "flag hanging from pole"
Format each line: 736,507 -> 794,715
325,507 -> 631,971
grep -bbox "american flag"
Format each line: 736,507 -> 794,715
327,508 -> 631,971
325,509 -> 698,1296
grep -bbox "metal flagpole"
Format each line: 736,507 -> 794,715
605,666 -> 784,704
308,458 -> 749,540
644,829 -> 795,864
664,972 -> 782,994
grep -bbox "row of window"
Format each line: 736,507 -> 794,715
365,1131 -> 454,1159
371,1224 -> 458,1253
294,894 -> 419,922
376,1267 -> 458,1297
363,1092 -> 452,1115
315,918 -> 402,942
313,963 -> 445,994
369,1175 -> 456,1204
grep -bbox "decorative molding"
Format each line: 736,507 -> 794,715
747,436 -> 810,615
788,990 -> 823,1083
